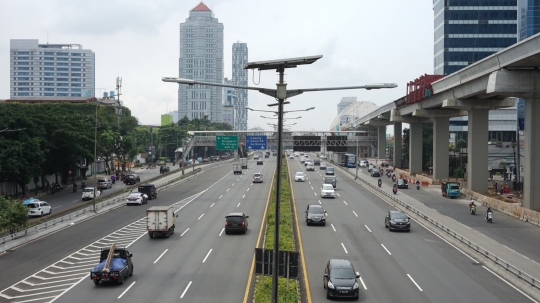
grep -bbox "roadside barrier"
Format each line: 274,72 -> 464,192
335,164 -> 540,292
1,159 -> 233,248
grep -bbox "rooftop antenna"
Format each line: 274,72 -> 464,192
47,31 -> 49,44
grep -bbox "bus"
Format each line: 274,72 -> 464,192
344,154 -> 357,168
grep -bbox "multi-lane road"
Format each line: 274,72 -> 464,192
0,154 -> 537,302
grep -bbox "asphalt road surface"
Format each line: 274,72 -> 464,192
289,155 -> 533,303
0,158 -> 274,303
349,164 -> 540,266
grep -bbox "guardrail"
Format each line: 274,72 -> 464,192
336,164 -> 540,292
1,159 -> 233,247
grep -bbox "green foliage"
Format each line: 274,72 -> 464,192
254,159 -> 299,302
422,123 -> 433,169
454,168 -> 462,179
0,196 -> 28,234
402,128 -> 410,161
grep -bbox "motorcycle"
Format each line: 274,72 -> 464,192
416,182 -> 420,190
470,205 -> 476,215
486,212 -> 493,223
378,179 -> 382,188
72,184 -> 77,192
392,185 -> 398,195
392,175 -> 396,182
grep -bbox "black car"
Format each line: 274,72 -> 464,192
305,204 -> 326,226
138,184 -> 157,200
323,259 -> 360,300
323,176 -> 336,189
160,165 -> 170,174
225,213 -> 249,234
325,167 -> 335,176
385,210 -> 411,232
314,159 -> 321,166
371,169 -> 381,177
397,178 -> 408,189
257,160 -> 263,165
124,174 -> 140,185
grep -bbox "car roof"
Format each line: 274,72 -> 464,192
308,204 -> 322,210
226,212 -> 244,217
389,210 -> 405,214
329,259 -> 353,268
138,184 -> 154,187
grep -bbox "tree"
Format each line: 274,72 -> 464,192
422,123 -> 433,170
402,128 -> 410,162
0,196 -> 28,234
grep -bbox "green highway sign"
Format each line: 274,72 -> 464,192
216,135 -> 238,150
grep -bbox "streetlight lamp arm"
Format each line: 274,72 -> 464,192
162,77 -> 276,93
291,83 -> 398,92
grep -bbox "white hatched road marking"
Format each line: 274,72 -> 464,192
0,192 -> 205,303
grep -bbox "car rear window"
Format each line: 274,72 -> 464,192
308,206 -> 324,214
226,216 -> 243,223
27,203 -> 39,208
253,174 -> 261,177
327,168 -> 334,171
331,268 -> 355,279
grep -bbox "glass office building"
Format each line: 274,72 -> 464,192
434,0 -> 517,75
10,39 -> 95,98
434,0 -> 518,143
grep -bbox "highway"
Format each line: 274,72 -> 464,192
0,158 -> 274,303
31,164 -> 184,214
289,155 -> 533,303
348,164 -> 540,266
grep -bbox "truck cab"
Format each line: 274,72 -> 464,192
441,182 -> 460,198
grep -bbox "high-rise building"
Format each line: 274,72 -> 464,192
433,0 -> 517,76
178,2 -> 224,122
232,42 -> 248,130
10,39 -> 95,98
337,97 -> 356,115
434,1 -> 519,143
223,77 -> 236,127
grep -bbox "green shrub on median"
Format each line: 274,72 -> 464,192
253,159 -> 299,302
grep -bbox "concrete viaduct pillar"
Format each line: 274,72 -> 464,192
409,122 -> 423,174
377,126 -> 386,160
433,117 -> 449,182
524,98 -> 540,210
393,123 -> 402,169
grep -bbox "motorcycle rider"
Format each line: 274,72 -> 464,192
392,183 -> 398,194
486,207 -> 493,220
378,178 -> 382,187
469,200 -> 476,214
72,182 -> 77,192
416,180 -> 421,189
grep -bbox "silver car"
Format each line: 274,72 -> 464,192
295,172 -> 306,182
97,178 -> 112,189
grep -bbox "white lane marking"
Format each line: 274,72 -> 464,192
381,244 -> 392,255
341,243 -> 348,254
232,183 -> 235,186
310,186 -> 313,190
412,218 -> 479,263
237,203 -> 241,207
153,249 -> 169,264
117,281 -> 136,299
210,203 -> 215,208
318,200 -> 321,205
336,193 -> 340,197
343,200 -> 348,205
352,211 -> 358,217
314,192 -> 317,197
202,249 -> 213,263
237,179 -> 239,181
198,214 -> 204,220
359,276 -> 367,290
247,188 -> 250,191
331,224 -> 336,232
309,181 -> 311,184
482,266 -> 539,303
242,194 -> 245,199
407,274 -> 423,291
251,183 -> 253,186
219,228 -> 224,237
364,225 -> 372,233
219,195 -> 223,199
181,228 -> 190,237
180,281 -> 192,298
226,188 -> 230,192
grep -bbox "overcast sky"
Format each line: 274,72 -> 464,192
0,0 -> 433,132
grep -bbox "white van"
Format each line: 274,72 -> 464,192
359,160 -> 368,168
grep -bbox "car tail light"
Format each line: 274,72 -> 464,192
225,221 -> 228,226
241,221 -> 245,226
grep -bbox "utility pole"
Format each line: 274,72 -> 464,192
116,77 -> 122,129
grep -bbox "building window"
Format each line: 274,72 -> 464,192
57,57 -> 69,61
44,93 -> 54,96
57,93 -> 69,96
57,63 -> 69,66
71,63 -> 81,66
17,67 -> 30,70
44,88 -> 54,91
44,62 -> 54,66
57,73 -> 69,76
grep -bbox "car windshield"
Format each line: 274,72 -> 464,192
322,185 -> 333,190
308,206 -> 324,214
226,216 -> 243,223
331,268 -> 355,279
128,194 -> 141,198
325,178 -> 335,182
83,188 -> 94,193
296,172 -> 304,177
391,212 -> 408,219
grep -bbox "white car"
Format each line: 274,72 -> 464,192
301,158 -> 306,164
127,192 -> 148,205
254,156 -> 259,160
27,201 -> 52,217
320,184 -> 336,198
294,172 -> 306,182
306,164 -> 315,171
253,172 -> 263,183
82,187 -> 101,201
97,178 -> 112,189
359,160 -> 368,168
289,155 -> 294,159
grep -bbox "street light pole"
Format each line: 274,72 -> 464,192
93,100 -> 102,213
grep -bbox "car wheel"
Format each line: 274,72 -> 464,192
225,230 -> 229,235
385,221 -> 388,228
129,266 -> 133,276
118,275 -> 124,285
94,279 -> 100,286
407,229 -> 411,232
327,290 -> 331,299
49,209 -> 52,215
323,279 -> 326,289
40,211 -> 43,217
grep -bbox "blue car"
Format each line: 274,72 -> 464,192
23,197 -> 40,205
